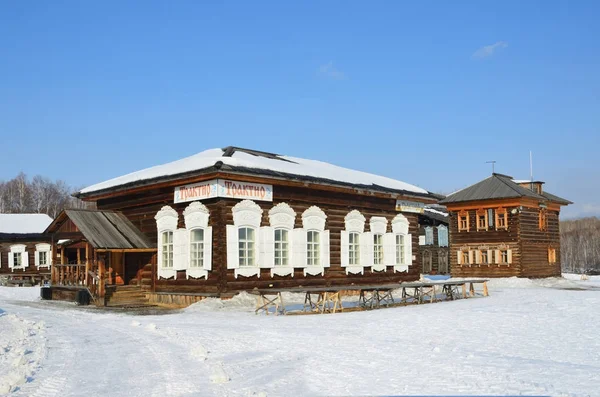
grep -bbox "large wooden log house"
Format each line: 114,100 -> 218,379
0,214 -> 53,285
64,146 -> 439,304
439,173 -> 571,278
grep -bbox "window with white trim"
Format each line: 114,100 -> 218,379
299,206 -> 329,276
35,243 -> 52,269
349,232 -> 360,266
8,244 -> 28,272
183,201 -> 213,279
341,210 -> 367,275
268,202 -> 297,277
190,229 -> 204,268
391,213 -> 412,273
161,231 -> 174,268
155,205 -> 178,279
307,230 -> 320,266
238,227 -> 256,266
227,200 -> 264,278
274,229 -> 289,266
373,234 -> 383,265
396,234 -> 405,264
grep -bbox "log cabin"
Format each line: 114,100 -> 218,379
418,205 -> 450,275
0,214 -> 53,285
49,146 -> 440,305
439,173 -> 571,278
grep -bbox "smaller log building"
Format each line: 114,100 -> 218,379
0,214 -> 53,285
418,205 -> 449,275
439,173 -> 571,278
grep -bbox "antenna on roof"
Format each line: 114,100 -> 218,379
486,160 -> 496,174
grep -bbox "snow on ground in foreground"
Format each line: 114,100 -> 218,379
0,277 -> 599,396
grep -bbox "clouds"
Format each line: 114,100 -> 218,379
472,41 -> 508,59
318,61 -> 345,79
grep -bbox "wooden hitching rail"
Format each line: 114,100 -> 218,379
249,279 -> 489,315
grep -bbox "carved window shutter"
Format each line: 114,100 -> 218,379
320,230 -> 330,267
292,229 -> 307,268
456,250 -> 462,265
203,227 -> 212,271
383,233 -> 395,266
341,230 -> 349,267
226,225 -> 239,269
260,226 -> 275,268
406,234 -> 413,266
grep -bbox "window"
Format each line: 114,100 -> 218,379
349,232 -> 360,266
341,210 -> 367,274
391,213 -> 412,273
462,251 -> 470,265
274,229 -> 289,266
373,234 -> 384,265
423,250 -> 432,273
477,209 -> 487,231
548,248 -> 557,264
487,209 -> 495,228
13,252 -> 22,268
396,234 -> 405,264
458,211 -> 469,232
424,227 -> 433,245
539,208 -> 548,231
161,231 -> 174,268
227,200 -> 264,278
438,251 -> 448,273
300,206 -> 329,276
500,249 -> 509,264
190,229 -> 204,268
437,225 -> 448,247
39,251 -> 48,267
183,201 -> 213,279
480,250 -> 488,264
307,230 -> 320,266
155,205 -> 179,279
496,207 -> 508,229
238,227 -> 256,267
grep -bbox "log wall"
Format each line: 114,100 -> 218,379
0,239 -> 51,278
448,207 -> 521,278
97,182 -> 424,295
518,207 -> 561,278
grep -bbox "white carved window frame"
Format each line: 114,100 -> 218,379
268,202 -> 296,278
299,206 -> 329,277
9,244 -> 28,271
227,200 -> 263,279
155,205 -> 178,280
35,243 -> 52,269
370,216 -> 389,273
391,213 -> 412,273
341,210 -> 368,275
184,201 -> 212,280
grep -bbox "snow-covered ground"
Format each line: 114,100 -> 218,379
1,275 -> 599,396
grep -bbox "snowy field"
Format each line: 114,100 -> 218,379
1,276 -> 599,397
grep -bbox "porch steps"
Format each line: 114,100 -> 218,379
128,263 -> 153,288
105,285 -> 153,308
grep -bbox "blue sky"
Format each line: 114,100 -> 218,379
1,1 -> 598,218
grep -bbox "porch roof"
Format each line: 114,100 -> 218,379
46,209 -> 155,250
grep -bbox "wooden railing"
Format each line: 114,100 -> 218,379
53,264 -> 87,286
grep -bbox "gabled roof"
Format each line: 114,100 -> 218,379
439,173 -> 571,205
0,214 -> 53,234
46,209 -> 154,249
421,205 -> 449,224
77,146 -> 434,199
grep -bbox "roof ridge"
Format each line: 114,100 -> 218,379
494,174 -> 547,200
493,174 -> 527,197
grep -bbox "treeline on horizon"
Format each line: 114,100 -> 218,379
0,172 -> 598,273
0,173 -> 94,219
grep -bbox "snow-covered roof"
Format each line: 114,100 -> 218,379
424,207 -> 448,217
79,147 -> 429,196
0,214 -> 53,234
512,179 -> 545,184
